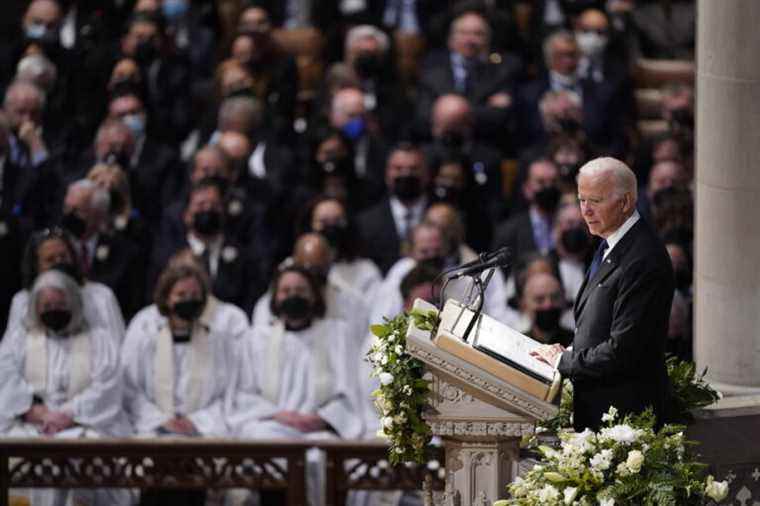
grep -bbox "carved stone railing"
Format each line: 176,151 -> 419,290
323,440 -> 446,506
0,438 -> 445,506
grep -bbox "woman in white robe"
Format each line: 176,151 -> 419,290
228,266 -> 363,506
0,270 -> 130,506
122,262 -> 235,437
4,227 -> 125,344
300,196 -> 382,298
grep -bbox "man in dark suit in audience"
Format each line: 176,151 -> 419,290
416,7 -> 522,150
517,30 -> 629,156
492,158 -> 562,263
150,179 -> 267,315
357,143 -> 430,275
61,178 -> 145,320
533,157 -> 674,432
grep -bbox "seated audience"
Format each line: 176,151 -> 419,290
0,269 -> 130,505
5,227 -> 125,344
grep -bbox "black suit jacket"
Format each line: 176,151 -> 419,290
491,210 -> 539,266
416,49 -> 521,143
89,232 -> 146,321
516,75 -> 628,157
357,198 -> 402,275
558,219 -> 674,431
150,233 -> 266,315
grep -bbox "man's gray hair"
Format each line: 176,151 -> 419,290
543,30 -> 576,69
218,96 -> 264,130
579,157 -> 638,201
3,79 -> 46,110
16,54 -> 58,92
25,269 -> 87,334
345,24 -> 390,55
69,179 -> 111,218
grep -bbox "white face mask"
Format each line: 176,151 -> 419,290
575,31 -> 608,57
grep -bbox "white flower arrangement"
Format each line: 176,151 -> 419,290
503,407 -> 729,505
367,309 -> 439,464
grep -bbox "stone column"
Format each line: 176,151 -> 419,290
695,0 -> 760,395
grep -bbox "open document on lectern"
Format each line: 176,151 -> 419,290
433,299 -> 560,401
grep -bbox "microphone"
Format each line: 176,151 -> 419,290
448,249 -> 510,279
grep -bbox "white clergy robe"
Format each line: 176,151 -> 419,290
330,259 -> 382,301
122,302 -> 236,436
0,325 -> 131,506
5,281 -> 126,345
227,317 -> 363,439
251,279 -> 370,361
228,318 -> 363,506
369,246 -> 509,327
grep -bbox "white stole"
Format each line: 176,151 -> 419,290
25,329 -> 91,400
263,319 -> 332,407
154,308 -> 213,416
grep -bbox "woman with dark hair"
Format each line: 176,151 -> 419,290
4,227 -> 126,344
0,270 -> 131,505
298,195 -> 382,296
228,265 -> 363,506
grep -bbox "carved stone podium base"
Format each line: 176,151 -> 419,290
438,437 -> 520,506
405,300 -> 557,505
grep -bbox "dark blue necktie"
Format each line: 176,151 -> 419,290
587,240 -> 609,280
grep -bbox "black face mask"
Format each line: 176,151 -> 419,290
439,131 -> 467,150
134,40 -> 158,66
432,184 -> 462,205
61,212 -> 87,238
50,262 -> 81,283
558,162 -> 581,182
674,268 -> 692,292
561,226 -> 590,254
534,185 -> 561,213
278,295 -> 312,321
198,175 -> 230,196
193,210 -> 222,236
419,256 -> 446,272
557,117 -> 582,134
319,224 -> 348,249
353,53 -> 383,78
172,299 -> 204,322
534,307 -> 562,333
109,189 -> 126,215
41,309 -> 72,332
393,175 -> 423,202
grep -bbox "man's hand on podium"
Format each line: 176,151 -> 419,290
531,344 -> 566,368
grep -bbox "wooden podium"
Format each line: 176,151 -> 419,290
406,299 -> 559,506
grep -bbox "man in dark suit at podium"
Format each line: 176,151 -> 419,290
532,157 -> 674,431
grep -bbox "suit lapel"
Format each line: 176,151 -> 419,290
574,221 -> 643,317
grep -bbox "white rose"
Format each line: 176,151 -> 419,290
381,417 -> 394,429
601,424 -> 637,444
615,462 -> 630,477
538,484 -> 560,502
379,372 -> 394,385
598,498 -> 614,506
394,345 -> 404,355
705,476 -> 729,502
625,450 -> 644,473
563,486 -> 578,504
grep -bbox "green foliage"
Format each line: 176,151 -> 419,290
505,407 -> 729,505
367,309 -> 439,464
538,357 -> 721,433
